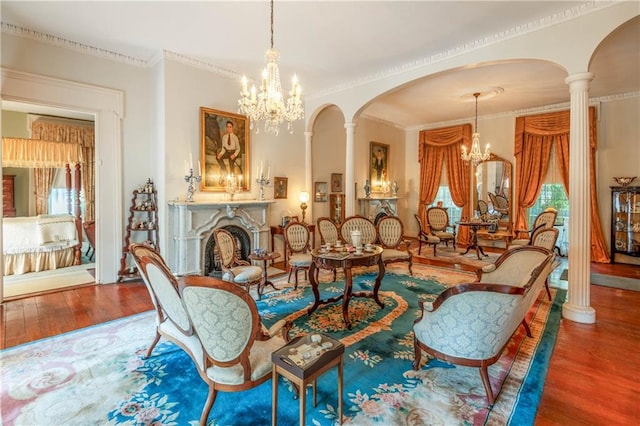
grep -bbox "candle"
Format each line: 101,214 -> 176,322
260,160 -> 264,177
189,153 -> 193,170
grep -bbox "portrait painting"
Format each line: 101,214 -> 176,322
274,177 -> 288,199
369,141 -> 390,192
200,107 -> 250,192
331,173 -> 343,193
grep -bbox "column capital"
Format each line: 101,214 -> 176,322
344,122 -> 356,130
565,72 -> 594,86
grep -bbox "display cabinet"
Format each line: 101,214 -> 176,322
118,179 -> 159,281
611,186 -> 640,263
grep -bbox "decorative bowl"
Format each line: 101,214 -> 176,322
613,176 -> 636,187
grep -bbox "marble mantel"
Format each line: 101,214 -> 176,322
357,196 -> 400,221
167,199 -> 275,276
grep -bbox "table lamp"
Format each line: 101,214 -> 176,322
299,191 -> 310,222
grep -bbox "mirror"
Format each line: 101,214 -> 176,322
472,153 -> 512,232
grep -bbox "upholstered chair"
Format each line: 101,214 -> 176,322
413,246 -> 554,406
414,214 -> 440,256
510,210 -> 557,246
377,215 -> 413,274
130,244 -> 205,367
212,228 -> 263,296
283,221 -> 313,288
83,220 -> 96,260
426,207 -> 457,249
340,215 -> 377,246
317,216 -> 341,246
531,227 -> 559,252
477,199 -> 489,218
179,275 -> 289,426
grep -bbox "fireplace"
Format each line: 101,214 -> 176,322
357,196 -> 399,222
168,200 -> 274,276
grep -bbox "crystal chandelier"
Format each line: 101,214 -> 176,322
461,92 -> 490,165
238,0 -> 303,135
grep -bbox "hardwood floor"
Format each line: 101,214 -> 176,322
1,261 -> 639,424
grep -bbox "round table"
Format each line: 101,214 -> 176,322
308,246 -> 385,329
248,251 -> 281,299
457,221 -> 492,260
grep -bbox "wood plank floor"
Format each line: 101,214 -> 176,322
1,260 -> 639,424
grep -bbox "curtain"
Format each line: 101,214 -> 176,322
418,124 -> 472,244
34,168 -> 55,215
31,120 -> 95,221
2,138 -> 83,167
514,107 -> 608,262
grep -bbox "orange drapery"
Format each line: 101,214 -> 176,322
514,107 -> 609,263
418,124 -> 472,244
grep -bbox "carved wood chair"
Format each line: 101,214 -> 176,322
212,228 -> 263,295
426,207 -> 457,249
83,220 -> 96,261
179,275 -> 290,426
414,214 -> 440,256
317,216 -> 340,280
283,221 -> 313,288
377,215 -> 413,274
510,210 -> 557,246
339,215 -> 377,246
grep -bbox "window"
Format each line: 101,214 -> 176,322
48,188 -> 85,219
428,186 -> 462,225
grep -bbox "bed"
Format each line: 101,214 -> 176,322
3,214 -> 82,275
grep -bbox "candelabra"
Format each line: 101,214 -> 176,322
184,168 -> 201,202
256,174 -> 270,201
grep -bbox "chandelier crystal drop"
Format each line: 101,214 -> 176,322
238,0 -> 304,135
461,92 -> 490,166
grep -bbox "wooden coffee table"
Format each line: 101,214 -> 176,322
308,246 -> 385,329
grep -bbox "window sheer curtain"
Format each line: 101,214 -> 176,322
31,120 -> 95,221
514,107 -> 608,262
418,124 -> 472,245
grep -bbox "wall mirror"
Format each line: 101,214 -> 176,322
472,153 -> 512,232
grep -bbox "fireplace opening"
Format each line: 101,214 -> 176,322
373,211 -> 388,225
203,225 -> 251,278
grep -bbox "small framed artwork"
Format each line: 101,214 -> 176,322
330,194 -> 345,224
274,177 -> 288,199
331,173 -> 343,193
200,107 -> 250,192
314,182 -> 328,202
370,141 -> 390,192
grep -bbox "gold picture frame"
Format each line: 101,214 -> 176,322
200,107 -> 250,192
314,182 -> 328,202
274,177 -> 288,199
369,141 -> 390,192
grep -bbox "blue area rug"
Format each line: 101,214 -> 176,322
1,266 -> 564,425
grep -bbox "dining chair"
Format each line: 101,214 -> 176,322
426,207 -> 457,249
179,275 -> 290,426
377,215 -> 413,274
283,221 -> 313,288
212,228 -> 263,296
317,216 -> 340,280
510,210 -> 557,246
414,214 -> 440,256
340,215 -> 377,246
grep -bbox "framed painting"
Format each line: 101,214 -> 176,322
274,177 -> 288,199
331,173 -> 343,193
369,141 -> 390,192
200,107 -> 250,192
314,182 -> 328,202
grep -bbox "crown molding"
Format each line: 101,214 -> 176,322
1,22 -> 147,67
162,50 -> 239,80
309,2 -> 612,100
410,91 -> 640,131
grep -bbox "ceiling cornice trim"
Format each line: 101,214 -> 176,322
410,91 -> 640,131
1,22 -> 147,67
163,50 -> 239,80
308,1 -> 612,100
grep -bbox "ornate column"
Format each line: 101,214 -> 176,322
345,122 -> 356,216
305,131 -> 313,219
563,72 -> 596,324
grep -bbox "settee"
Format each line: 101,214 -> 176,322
412,246 -> 554,405
2,214 -> 81,275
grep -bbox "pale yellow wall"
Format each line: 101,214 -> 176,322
1,110 -> 30,216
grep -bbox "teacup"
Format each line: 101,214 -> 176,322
335,241 -> 343,248
355,247 -> 363,255
365,243 -> 373,251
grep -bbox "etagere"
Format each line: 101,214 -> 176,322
610,186 -> 640,264
117,179 -> 159,281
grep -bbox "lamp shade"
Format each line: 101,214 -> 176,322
299,191 -> 310,203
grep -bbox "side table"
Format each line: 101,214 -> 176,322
248,251 -> 281,299
272,333 -> 344,425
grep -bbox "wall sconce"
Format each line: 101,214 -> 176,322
299,191 -> 310,223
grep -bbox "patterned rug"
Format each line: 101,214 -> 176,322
1,264 -> 563,425
411,245 -> 502,269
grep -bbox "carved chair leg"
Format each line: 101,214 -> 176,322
432,243 -> 437,257
145,331 -> 162,358
418,242 -> 422,255
332,268 -> 337,282
294,268 -> 299,289
521,319 -> 532,337
545,278 -> 552,301
412,338 -> 422,370
200,385 -> 218,426
479,363 -> 495,406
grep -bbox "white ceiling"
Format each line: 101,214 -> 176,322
1,1 -> 639,127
